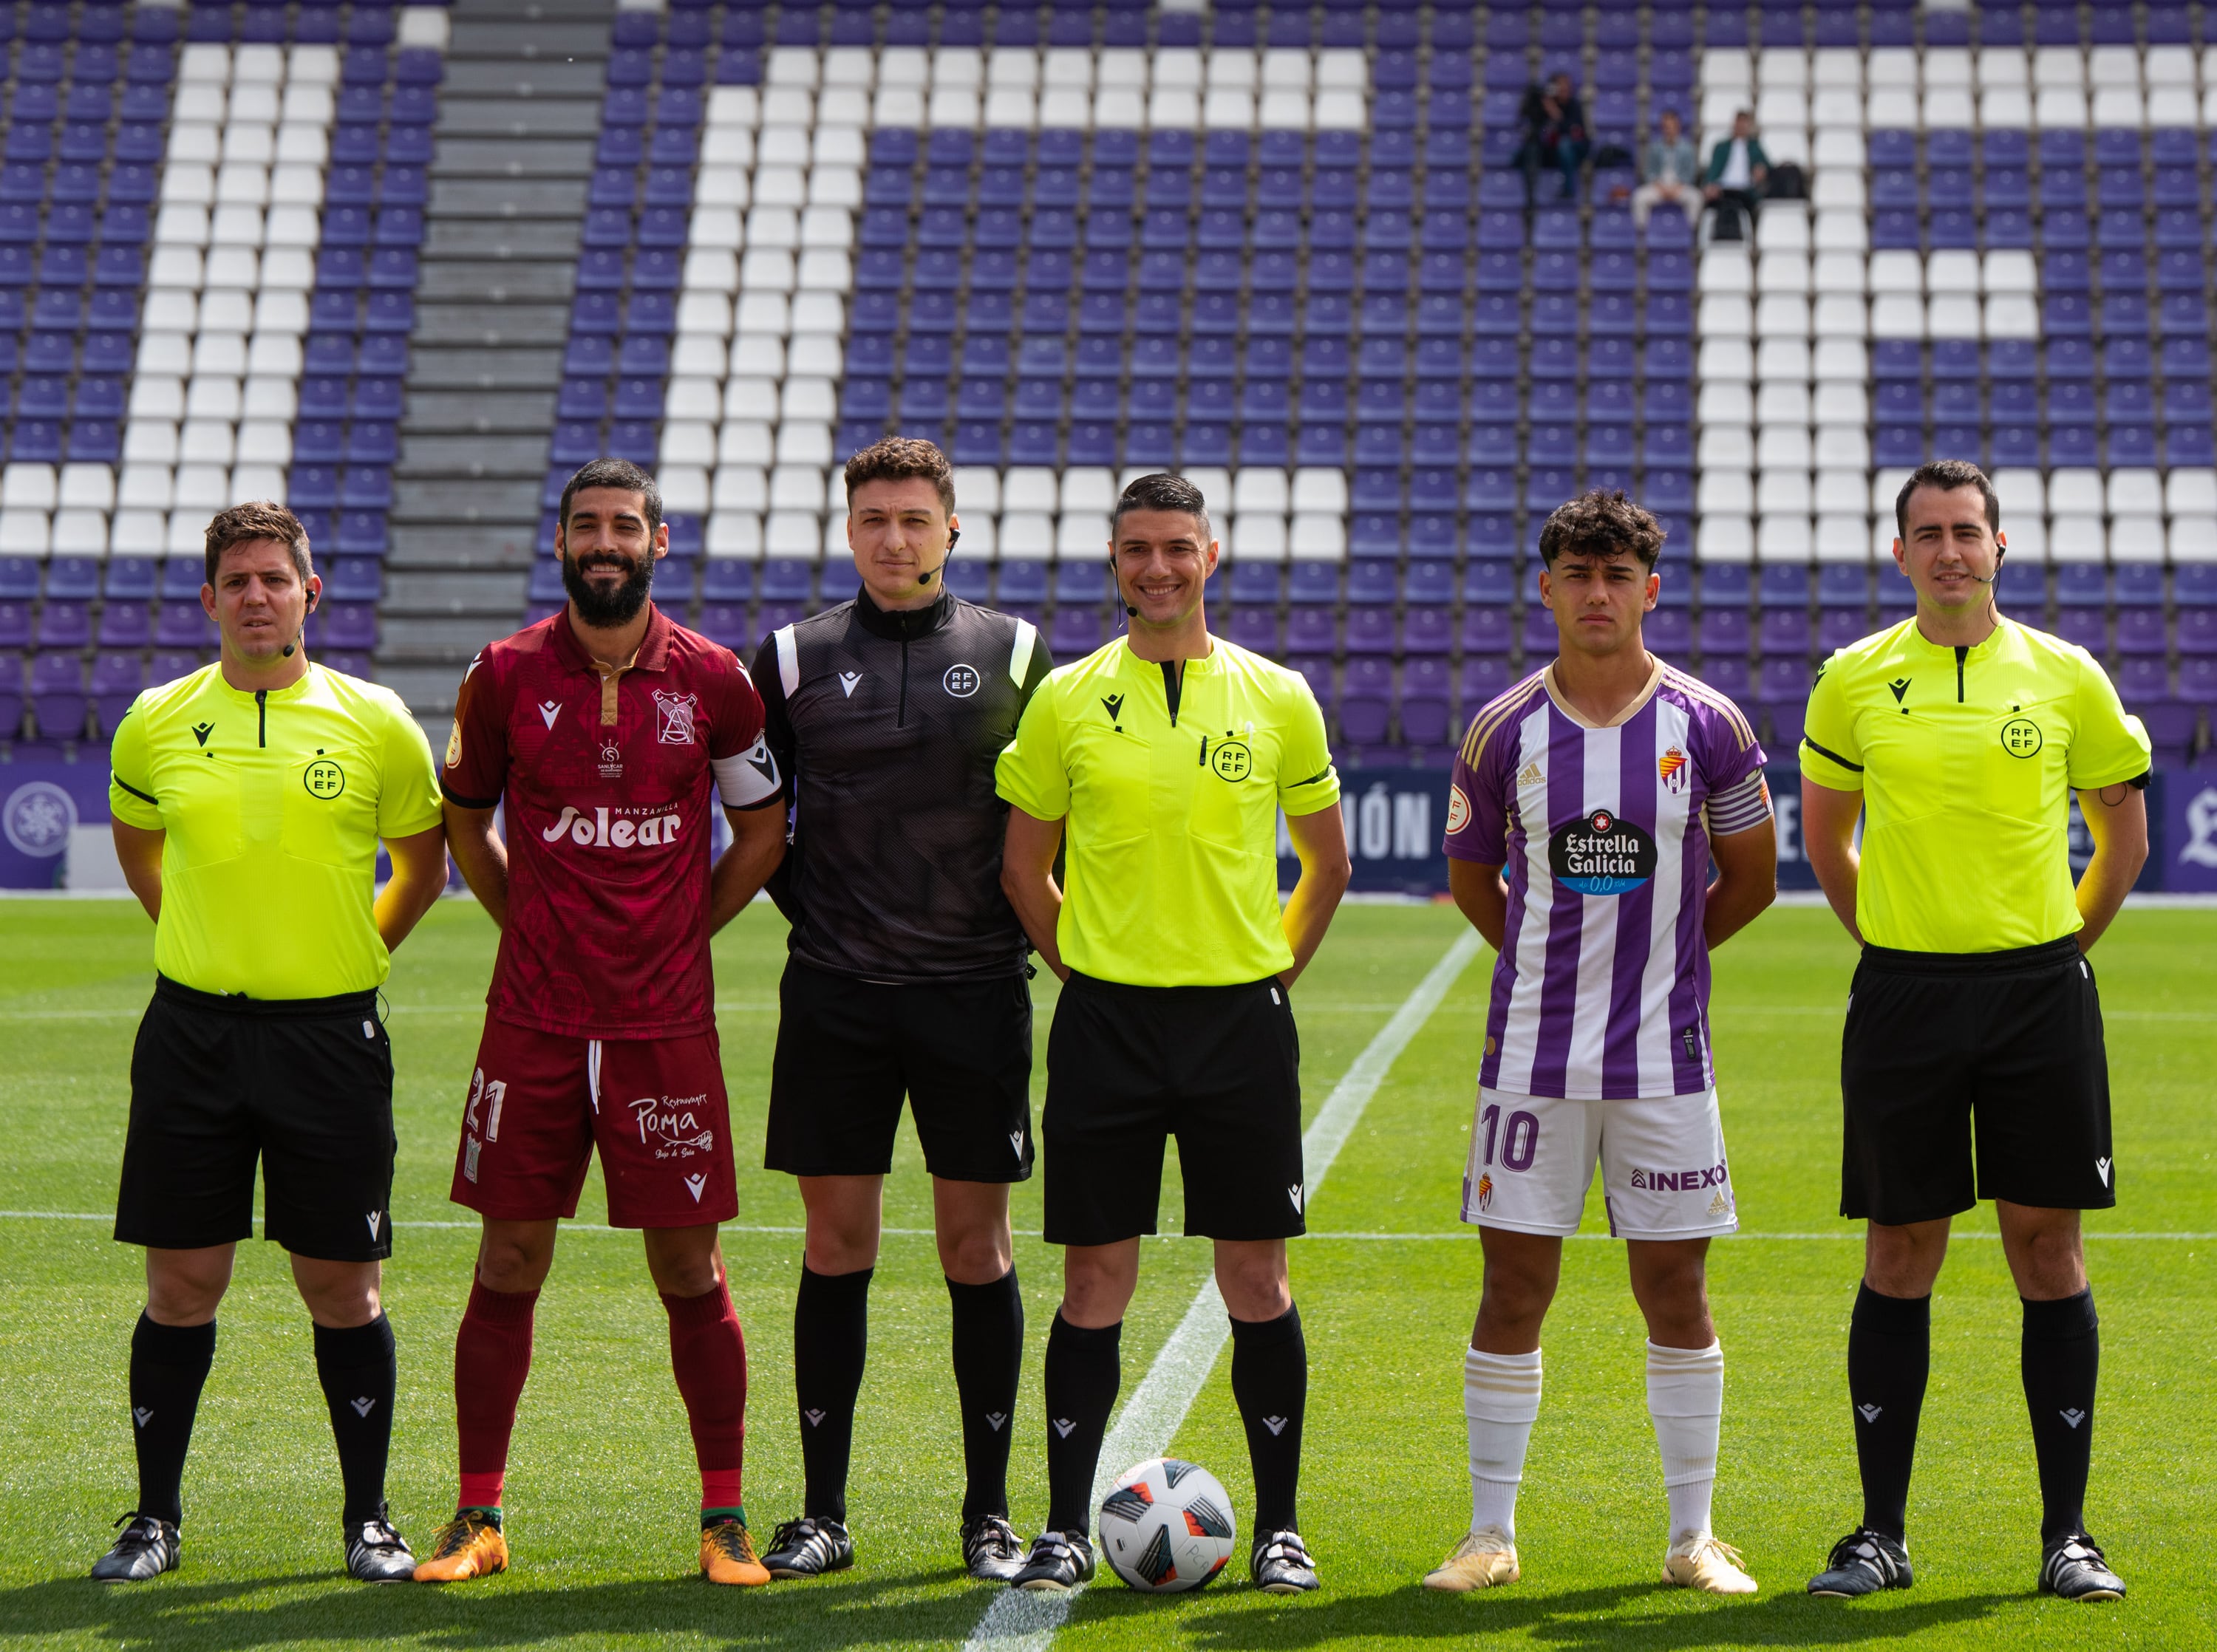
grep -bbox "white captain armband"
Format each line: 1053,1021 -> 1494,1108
712,734 -> 784,808
1703,769 -> 1774,836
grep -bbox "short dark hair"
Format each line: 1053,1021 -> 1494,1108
203,500 -> 312,588
1111,472 -> 1213,547
558,457 -> 663,539
1895,458 -> 2000,540
1537,489 -> 1666,570
843,434 -> 955,513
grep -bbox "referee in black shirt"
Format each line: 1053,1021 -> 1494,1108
751,437 -> 1052,1582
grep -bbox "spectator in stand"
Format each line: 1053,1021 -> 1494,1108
1702,109 -> 1771,241
1633,108 -> 1700,231
1514,72 -> 1590,207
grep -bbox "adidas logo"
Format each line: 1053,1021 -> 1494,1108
1517,760 -> 1545,788
351,1397 -> 377,1418
2095,1157 -> 2112,1187
803,1408 -> 826,1427
1261,1416 -> 1289,1436
538,700 -> 562,728
1858,1404 -> 1884,1423
1287,1184 -> 1304,1213
1052,1418 -> 1076,1438
2060,1407 -> 2088,1430
1707,1188 -> 1730,1217
364,1212 -> 382,1240
986,1412 -> 1007,1432
683,1173 -> 707,1203
839,671 -> 862,697
132,1407 -> 153,1429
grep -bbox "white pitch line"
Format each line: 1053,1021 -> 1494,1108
961,929 -> 1485,1652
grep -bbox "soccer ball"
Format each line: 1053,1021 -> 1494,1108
1097,1458 -> 1238,1593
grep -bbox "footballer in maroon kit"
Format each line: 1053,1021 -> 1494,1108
418,460 -> 789,1587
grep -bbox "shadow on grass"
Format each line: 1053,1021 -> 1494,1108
0,1565 -> 989,1651
1169,1580 -> 2023,1649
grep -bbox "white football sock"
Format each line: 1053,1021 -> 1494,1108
1465,1345 -> 1543,1540
1646,1339 -> 1725,1542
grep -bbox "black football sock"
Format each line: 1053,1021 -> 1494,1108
313,1314 -> 398,1527
129,1313 -> 216,1527
1043,1312 -> 1121,1535
947,1268 -> 1024,1523
793,1264 -> 871,1524
1847,1283 -> 1930,1542
2021,1289 -> 2100,1544
1230,1304 -> 1307,1536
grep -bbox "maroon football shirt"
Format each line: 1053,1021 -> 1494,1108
441,604 -> 782,1039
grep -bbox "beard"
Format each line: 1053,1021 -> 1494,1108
562,547 -> 654,627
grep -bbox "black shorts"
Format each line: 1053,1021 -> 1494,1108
1841,937 -> 2116,1226
115,976 -> 397,1262
765,959 -> 1035,1183
1043,972 -> 1305,1247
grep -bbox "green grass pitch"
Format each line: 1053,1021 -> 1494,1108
1,894 -> 2212,1651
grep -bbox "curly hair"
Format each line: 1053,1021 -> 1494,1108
843,434 -> 955,513
202,501 -> 313,587
1536,489 -> 1666,570
558,457 -> 664,535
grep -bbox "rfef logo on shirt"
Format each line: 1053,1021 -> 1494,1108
1548,809 -> 1658,895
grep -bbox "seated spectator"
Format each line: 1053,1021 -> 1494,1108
1514,72 -> 1590,206
1702,109 -> 1771,239
1632,108 -> 1699,230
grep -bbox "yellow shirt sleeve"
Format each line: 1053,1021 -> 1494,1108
1798,653 -> 1864,791
107,697 -> 161,829
2066,653 -> 2154,790
994,679 -> 1069,821
1276,675 -> 1341,816
376,698 -> 445,839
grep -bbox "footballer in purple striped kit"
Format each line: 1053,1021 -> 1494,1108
1423,491 -> 1779,1600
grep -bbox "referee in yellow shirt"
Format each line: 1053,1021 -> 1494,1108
95,503 -> 448,1584
995,473 -> 1351,1594
1797,460 -> 2149,1605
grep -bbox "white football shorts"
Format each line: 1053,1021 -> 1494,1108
1458,1085 -> 1739,1240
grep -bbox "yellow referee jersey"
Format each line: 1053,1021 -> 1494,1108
1799,615 -> 2150,953
995,636 -> 1340,987
109,662 -> 442,998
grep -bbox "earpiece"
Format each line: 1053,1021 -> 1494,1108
916,526 -> 960,586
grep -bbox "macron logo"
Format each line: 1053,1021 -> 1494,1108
986,1411 -> 1008,1432
839,672 -> 862,697
2060,1407 -> 2088,1429
365,1212 -> 382,1240
133,1407 -> 153,1429
684,1173 -> 707,1203
2096,1157 -> 2113,1187
1262,1416 -> 1289,1436
803,1408 -> 826,1427
1052,1418 -> 1076,1438
1009,1130 -> 1025,1160
351,1397 -> 377,1418
1858,1404 -> 1884,1423
539,700 -> 562,729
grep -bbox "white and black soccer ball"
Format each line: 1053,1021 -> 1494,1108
1097,1458 -> 1238,1593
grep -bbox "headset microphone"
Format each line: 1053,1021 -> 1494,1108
281,642 -> 295,656
916,525 -> 960,587
1109,556 -> 1137,617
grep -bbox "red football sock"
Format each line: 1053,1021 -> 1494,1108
454,1278 -> 539,1509
662,1282 -> 748,1511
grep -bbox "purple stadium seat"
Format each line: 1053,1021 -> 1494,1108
29,650 -> 86,739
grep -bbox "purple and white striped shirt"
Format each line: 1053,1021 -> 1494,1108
1443,662 -> 1769,1101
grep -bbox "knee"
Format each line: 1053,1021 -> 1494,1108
1216,1259 -> 1291,1322
301,1276 -> 382,1328
1061,1258 -> 1134,1327
939,1228 -> 1011,1286
476,1239 -> 547,1294
1478,1260 -> 1556,1326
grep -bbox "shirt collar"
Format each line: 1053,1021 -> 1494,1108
853,584 -> 954,641
1115,634 -> 1219,675
548,601 -> 672,675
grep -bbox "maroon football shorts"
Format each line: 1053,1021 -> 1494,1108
449,1017 -> 738,1228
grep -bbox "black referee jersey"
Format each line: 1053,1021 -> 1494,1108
752,584 -> 1052,983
